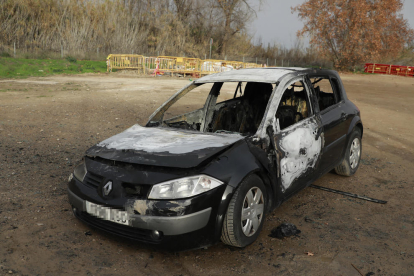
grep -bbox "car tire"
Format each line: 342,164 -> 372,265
335,128 -> 362,176
221,174 -> 267,247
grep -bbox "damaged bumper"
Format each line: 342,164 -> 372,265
68,188 -> 212,235
67,173 -> 227,248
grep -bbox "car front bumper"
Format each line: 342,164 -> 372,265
67,173 -> 228,249
68,188 -> 212,236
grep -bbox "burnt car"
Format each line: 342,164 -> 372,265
67,68 -> 363,249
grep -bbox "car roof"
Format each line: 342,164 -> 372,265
195,67 -> 309,83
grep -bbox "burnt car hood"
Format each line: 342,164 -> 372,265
85,124 -> 244,168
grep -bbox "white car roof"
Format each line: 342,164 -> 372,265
195,67 -> 308,83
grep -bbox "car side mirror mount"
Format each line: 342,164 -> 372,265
266,124 -> 277,150
276,118 -> 280,132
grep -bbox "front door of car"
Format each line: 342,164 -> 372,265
270,77 -> 324,196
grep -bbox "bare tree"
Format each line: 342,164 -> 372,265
209,0 -> 262,57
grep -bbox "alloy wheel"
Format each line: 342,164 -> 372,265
349,137 -> 361,169
241,187 -> 264,237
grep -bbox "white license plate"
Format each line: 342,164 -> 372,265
85,201 -> 130,226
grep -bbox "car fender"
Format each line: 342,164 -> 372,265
202,140 -> 276,242
347,115 -> 363,140
338,115 -> 363,162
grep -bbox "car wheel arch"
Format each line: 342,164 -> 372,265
347,116 -> 363,138
335,127 -> 362,176
341,117 -> 363,159
213,169 -> 274,242
355,122 -> 363,138
216,171 -> 271,247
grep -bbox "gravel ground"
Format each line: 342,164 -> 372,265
0,72 -> 413,275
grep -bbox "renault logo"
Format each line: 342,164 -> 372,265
103,181 -> 113,196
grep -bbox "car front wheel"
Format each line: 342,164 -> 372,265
335,128 -> 362,176
221,174 -> 267,247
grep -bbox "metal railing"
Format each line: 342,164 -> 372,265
106,54 -> 145,73
364,63 -> 414,77
107,54 -> 266,76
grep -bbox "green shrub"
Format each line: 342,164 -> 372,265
66,56 -> 77,63
0,52 -> 11,57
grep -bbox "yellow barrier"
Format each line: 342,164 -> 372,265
107,54 -> 145,73
107,54 -> 264,76
180,57 -> 201,75
156,56 -> 201,76
144,56 -> 177,74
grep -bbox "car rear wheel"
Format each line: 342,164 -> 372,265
335,128 -> 362,176
221,175 -> 267,247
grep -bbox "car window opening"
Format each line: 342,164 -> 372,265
160,81 -> 274,136
276,81 -> 310,130
208,82 -> 273,135
311,77 -> 341,111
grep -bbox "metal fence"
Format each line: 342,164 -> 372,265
106,54 -> 335,76
107,54 -> 263,76
106,54 -> 145,73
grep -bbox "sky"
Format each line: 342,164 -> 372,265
250,0 -> 414,48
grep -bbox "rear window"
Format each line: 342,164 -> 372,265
311,77 -> 341,111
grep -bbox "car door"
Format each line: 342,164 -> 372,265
270,76 -> 324,196
308,74 -> 348,173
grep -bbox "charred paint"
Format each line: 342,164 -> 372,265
195,68 -> 308,83
125,199 -> 189,216
97,124 -> 243,154
277,119 -> 322,191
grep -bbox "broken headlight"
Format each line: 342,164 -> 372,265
148,175 -> 223,199
73,161 -> 87,182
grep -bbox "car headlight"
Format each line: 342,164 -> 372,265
148,175 -> 224,199
73,161 -> 87,182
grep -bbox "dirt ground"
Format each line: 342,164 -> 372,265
1,71 -> 413,276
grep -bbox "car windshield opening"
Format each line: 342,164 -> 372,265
152,81 -> 275,135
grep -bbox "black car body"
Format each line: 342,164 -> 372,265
68,68 -> 363,249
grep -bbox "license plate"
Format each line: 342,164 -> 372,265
85,201 -> 130,226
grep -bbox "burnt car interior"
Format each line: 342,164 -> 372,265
160,82 -> 275,135
208,82 -> 273,134
276,81 -> 311,130
155,76 -> 342,135
155,79 -> 326,134
311,77 -> 342,111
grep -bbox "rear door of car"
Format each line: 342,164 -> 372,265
308,73 -> 349,173
269,76 -> 324,196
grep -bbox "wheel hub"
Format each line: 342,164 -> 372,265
349,137 -> 361,169
241,187 -> 264,237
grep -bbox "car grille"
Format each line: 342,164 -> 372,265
84,172 -> 104,188
74,210 -> 160,244
82,171 -> 150,199
122,182 -> 150,199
